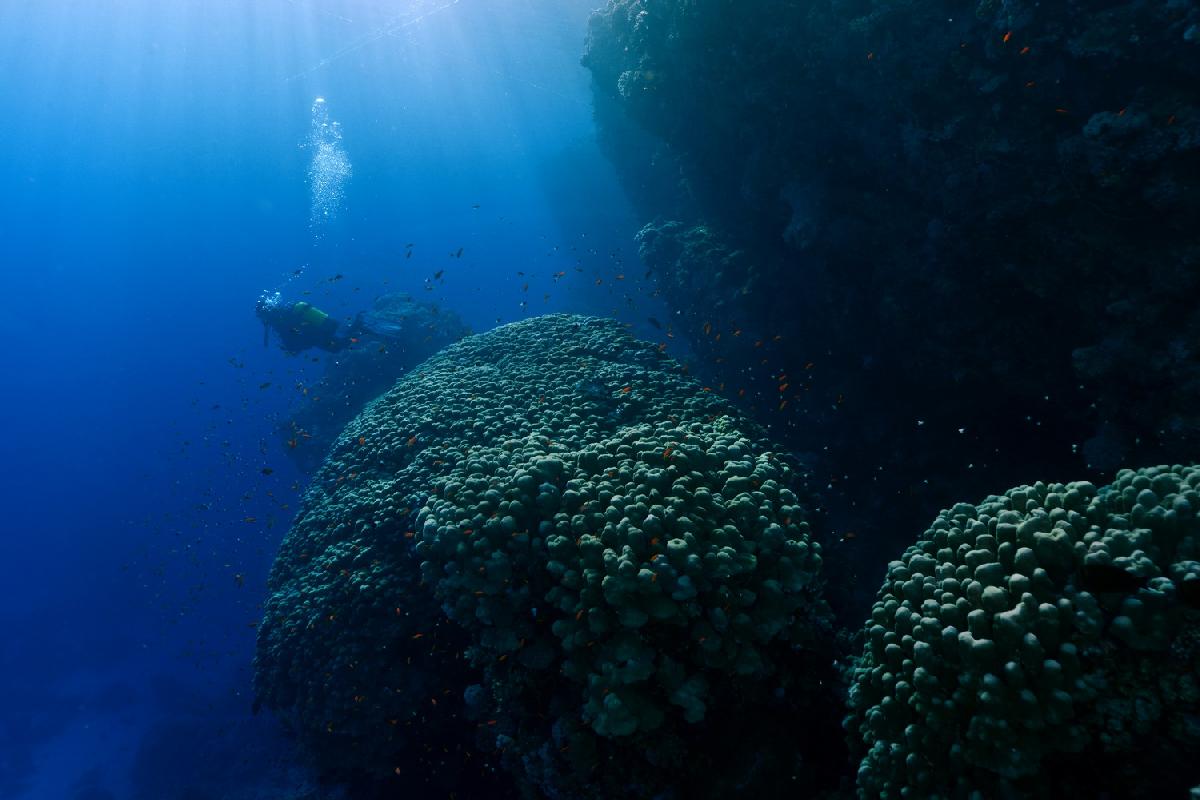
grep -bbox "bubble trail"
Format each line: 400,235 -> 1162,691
306,97 -> 351,235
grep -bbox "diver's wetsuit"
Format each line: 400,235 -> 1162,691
257,301 -> 348,354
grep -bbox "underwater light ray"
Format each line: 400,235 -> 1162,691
284,0 -> 463,82
384,27 -> 587,108
281,0 -> 354,25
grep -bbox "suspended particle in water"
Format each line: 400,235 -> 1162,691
307,97 -> 351,234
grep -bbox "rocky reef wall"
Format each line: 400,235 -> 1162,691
582,0 -> 1200,569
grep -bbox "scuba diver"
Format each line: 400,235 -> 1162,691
256,291 -> 360,354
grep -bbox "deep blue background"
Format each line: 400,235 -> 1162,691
0,2 -> 661,796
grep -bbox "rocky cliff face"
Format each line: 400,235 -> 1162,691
582,0 -> 1200,560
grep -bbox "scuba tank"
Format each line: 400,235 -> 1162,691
293,301 -> 332,328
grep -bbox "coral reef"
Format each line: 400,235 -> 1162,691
256,315 -> 841,799
582,0 -> 1200,557
280,293 -> 469,473
846,465 -> 1200,798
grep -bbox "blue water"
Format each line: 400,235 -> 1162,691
0,3 -> 651,797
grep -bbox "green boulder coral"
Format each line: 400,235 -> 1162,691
846,465 -> 1200,798
256,315 -> 836,798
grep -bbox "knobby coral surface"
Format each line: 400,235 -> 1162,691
256,315 -> 839,799
847,465 -> 1200,798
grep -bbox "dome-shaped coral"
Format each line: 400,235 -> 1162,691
256,315 -> 837,798
846,465 -> 1200,798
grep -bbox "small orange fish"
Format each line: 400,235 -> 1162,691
1019,46 -> 1030,54
1002,30 -> 1012,43
663,446 -> 673,460
779,383 -> 789,393
412,633 -> 424,640
620,386 -> 632,394
358,436 -> 366,446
